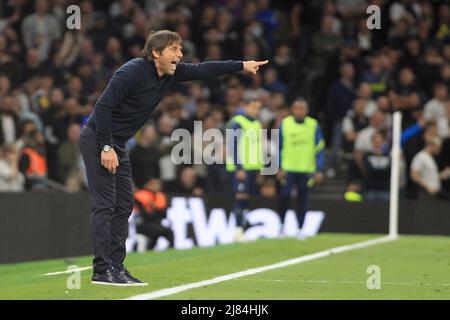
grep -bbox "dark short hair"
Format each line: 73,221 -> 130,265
291,97 -> 308,108
141,30 -> 182,61
433,81 -> 446,91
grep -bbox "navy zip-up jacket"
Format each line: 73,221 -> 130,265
86,57 -> 243,149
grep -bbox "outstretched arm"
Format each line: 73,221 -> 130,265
175,60 -> 268,82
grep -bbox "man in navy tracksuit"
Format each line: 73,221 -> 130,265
79,30 -> 268,286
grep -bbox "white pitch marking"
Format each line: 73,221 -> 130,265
239,279 -> 450,287
124,235 -> 397,300
43,266 -> 92,276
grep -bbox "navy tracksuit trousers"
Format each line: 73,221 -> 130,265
79,125 -> 134,274
278,172 -> 310,229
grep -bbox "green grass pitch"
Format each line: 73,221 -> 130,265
0,233 -> 449,300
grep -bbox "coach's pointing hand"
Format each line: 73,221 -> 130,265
101,148 -> 119,174
243,60 -> 269,74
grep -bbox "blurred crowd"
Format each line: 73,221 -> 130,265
0,0 -> 450,201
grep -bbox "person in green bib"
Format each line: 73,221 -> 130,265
277,98 -> 325,238
226,100 -> 264,242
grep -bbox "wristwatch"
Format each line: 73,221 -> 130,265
102,145 -> 112,152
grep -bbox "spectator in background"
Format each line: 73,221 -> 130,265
272,43 -> 296,87
363,131 -> 390,201
122,9 -> 150,58
15,119 -> 37,151
77,38 -> 96,66
156,114 -> 178,191
0,95 -> 19,145
243,72 -> 267,103
353,110 -> 385,179
20,0 -> 61,62
133,178 -> 174,250
130,123 -> 161,189
403,120 -> 439,199
182,82 -> 208,117
259,91 -> 284,125
174,166 -> 205,196
104,36 -> 123,70
389,67 -> 422,129
307,14 -> 342,86
58,98 -> 84,136
210,107 -> 226,131
322,0 -> 342,35
187,98 -> 210,131
91,51 -> 112,86
356,82 -> 377,117
355,17 -> 372,54
361,52 -> 389,98
342,98 -> 369,155
224,86 -> 244,118
65,77 -> 86,105
191,4 -> 216,52
326,62 -> 355,178
76,62 -> 97,95
216,9 -> 240,59
175,22 -> 196,60
439,103 -> 450,192
202,113 -> 228,194
255,0 -> 279,45
30,73 -> 53,115
376,95 -> 393,128
433,3 -> 450,41
0,74 -> 11,97
53,16 -> 90,69
0,35 -> 20,82
411,136 -> 450,199
262,67 -> 287,94
57,123 -> 82,192
108,0 -> 138,39
423,82 -> 449,139
18,129 -> 47,190
41,87 -> 66,182
0,143 -> 24,192
400,37 -> 422,77
20,48 -> 45,83
440,63 -> 450,90
419,46 -> 443,95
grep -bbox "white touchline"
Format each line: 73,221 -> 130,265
123,235 -> 397,300
239,279 -> 450,287
43,266 -> 92,276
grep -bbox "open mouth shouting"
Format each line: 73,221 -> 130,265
170,59 -> 180,72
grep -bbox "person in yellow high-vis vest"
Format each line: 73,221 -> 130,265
277,98 -> 325,239
226,100 -> 263,242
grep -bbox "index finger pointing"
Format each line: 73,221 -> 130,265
256,60 -> 269,65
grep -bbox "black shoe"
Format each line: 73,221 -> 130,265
91,269 -> 130,286
116,267 -> 148,286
